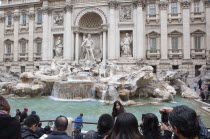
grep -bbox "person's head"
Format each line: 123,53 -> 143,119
107,113 -> 142,139
112,101 -> 125,118
54,115 -> 68,131
80,113 -> 83,117
0,95 -> 10,114
88,34 -> 91,39
31,111 -> 36,115
24,108 -> 28,112
141,113 -> 161,138
44,126 -> 51,134
169,105 -> 200,139
197,115 -> 202,120
16,109 -> 20,113
97,114 -> 114,134
24,115 -> 39,131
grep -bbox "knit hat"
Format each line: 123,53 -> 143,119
31,111 -> 36,114
0,95 -> 10,113
24,108 -> 28,112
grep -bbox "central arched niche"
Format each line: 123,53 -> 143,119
79,12 -> 103,29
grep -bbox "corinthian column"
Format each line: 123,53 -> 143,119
42,4 -> 51,61
133,0 -> 145,59
64,4 -> 73,60
159,1 -> 168,60
108,1 -> 118,60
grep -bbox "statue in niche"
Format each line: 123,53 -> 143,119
54,36 -> 63,58
81,34 -> 95,61
120,6 -> 132,22
53,12 -> 63,26
121,33 -> 132,57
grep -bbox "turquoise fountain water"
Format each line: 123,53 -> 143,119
7,95 -> 210,131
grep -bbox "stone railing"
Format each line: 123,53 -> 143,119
34,53 -> 41,61
168,49 -> 183,59
168,13 -> 182,23
18,53 -> 28,61
190,12 -> 205,22
71,0 -> 108,4
4,53 -> 13,62
146,14 -> 159,24
1,0 -> 40,6
146,49 -> 160,59
191,49 -> 206,59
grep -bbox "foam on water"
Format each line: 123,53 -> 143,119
49,96 -> 104,102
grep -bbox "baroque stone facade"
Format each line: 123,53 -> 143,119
0,0 -> 210,77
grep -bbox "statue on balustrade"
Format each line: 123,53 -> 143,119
121,33 -> 132,57
54,36 -> 63,58
81,34 -> 95,61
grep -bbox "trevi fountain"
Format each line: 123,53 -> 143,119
1,34 -> 210,130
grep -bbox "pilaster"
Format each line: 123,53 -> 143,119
205,0 -> 210,52
181,1 -> 191,59
133,0 -> 146,59
13,10 -> 20,62
28,8 -> 35,61
159,1 -> 168,60
0,13 -> 5,62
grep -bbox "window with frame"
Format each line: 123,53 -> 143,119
194,2 -> 200,13
172,37 -> 178,50
150,38 -> 156,50
37,42 -> 42,54
37,12 -> 42,23
171,2 -> 177,14
148,4 -> 156,15
21,42 -> 27,54
8,0 -> 12,4
22,14 -> 27,25
194,36 -> 201,49
6,44 -> 11,54
8,15 -> 12,26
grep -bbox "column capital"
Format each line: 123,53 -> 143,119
181,1 -> 191,9
42,7 -> 52,15
13,13 -> 20,21
28,12 -> 35,20
159,1 -> 168,10
64,5 -> 73,12
0,14 -> 5,23
205,0 -> 210,8
133,0 -> 146,8
102,24 -> 108,31
108,1 -> 119,9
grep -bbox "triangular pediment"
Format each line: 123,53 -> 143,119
191,29 -> 205,35
147,31 -> 160,37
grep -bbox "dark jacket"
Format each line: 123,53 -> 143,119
21,126 -> 39,139
20,111 -> 28,122
46,131 -> 74,139
0,114 -> 21,139
85,130 -> 106,139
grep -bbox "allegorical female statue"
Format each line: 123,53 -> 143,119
121,33 -> 132,57
54,36 -> 63,58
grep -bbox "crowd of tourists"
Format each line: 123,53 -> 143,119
194,79 -> 210,101
0,96 -> 210,139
